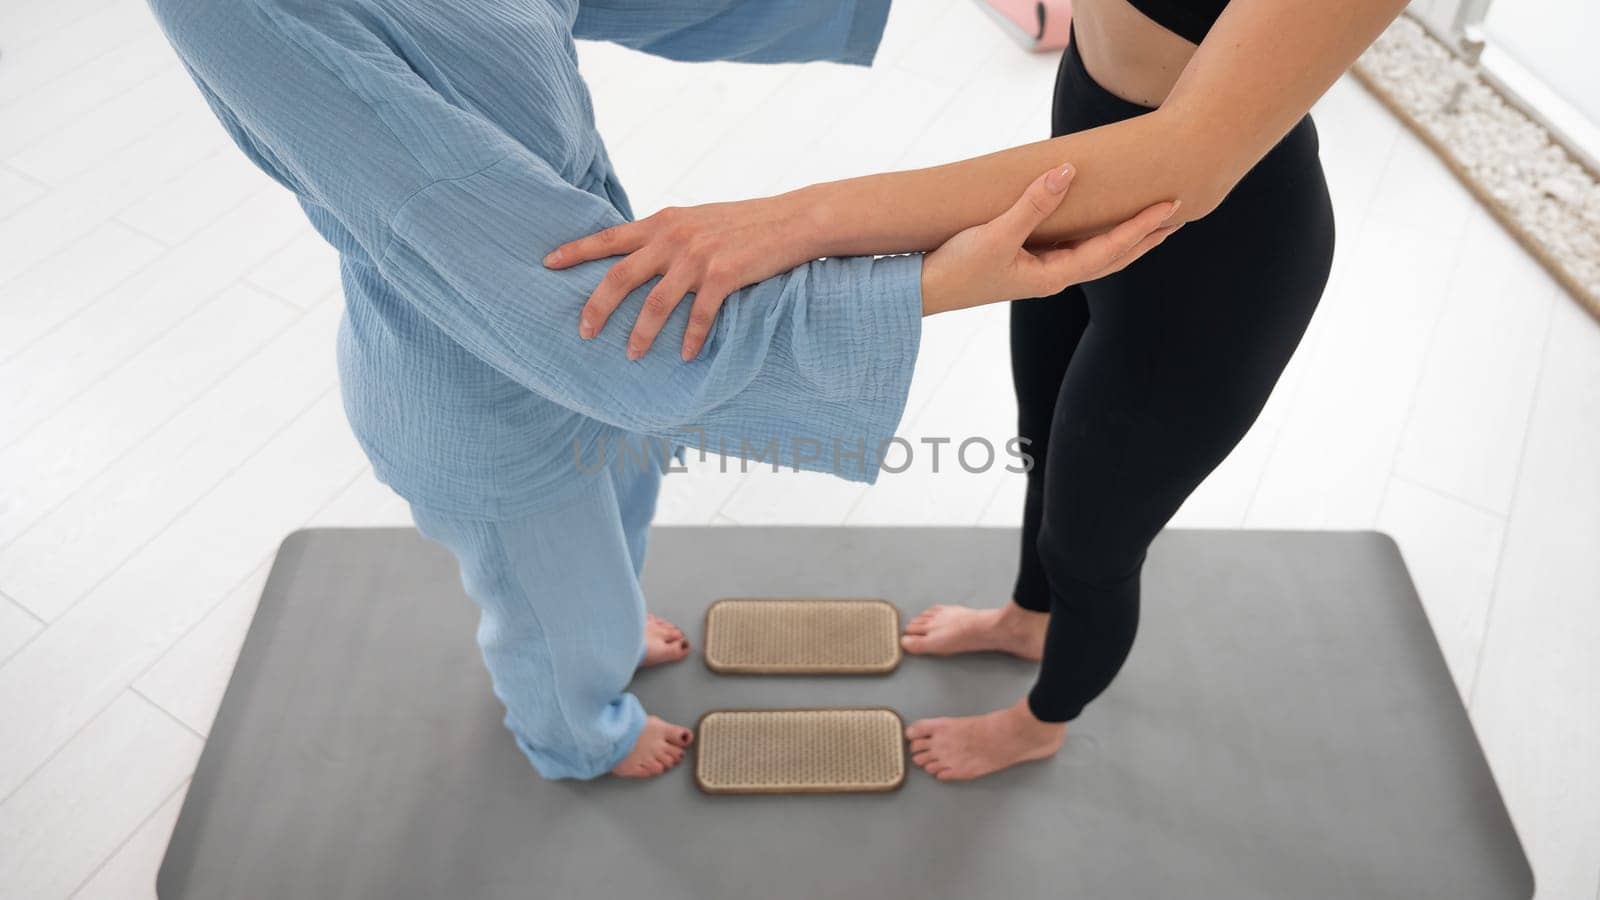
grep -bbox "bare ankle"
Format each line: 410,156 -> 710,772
1007,698 -> 1067,741
1000,600 -> 1048,627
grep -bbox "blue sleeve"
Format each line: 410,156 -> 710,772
148,0 -> 921,481
572,0 -> 894,66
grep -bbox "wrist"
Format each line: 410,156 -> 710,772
919,252 -> 956,316
786,183 -> 844,259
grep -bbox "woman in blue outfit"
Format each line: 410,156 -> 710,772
148,0 -> 1176,779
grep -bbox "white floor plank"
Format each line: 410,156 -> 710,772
1470,298 -> 1600,900
0,390 -> 364,800
0,301 -> 338,620
0,188 -> 305,446
792,65 -> 954,188
1374,475 -> 1506,697
303,469 -> 412,528
0,0 -> 156,107
0,283 -> 297,553
0,164 -> 46,221
0,595 -> 42,668
719,467 -> 870,525
847,312 -> 1017,526
887,24 -> 1055,172
652,458 -> 749,526
71,780 -> 187,900
1311,77 -> 1404,242
6,69 -> 201,186
0,221 -> 165,364
1392,206 -> 1559,516
0,110 -> 228,286
115,148 -> 277,246
0,0 -> 113,50
0,692 -> 200,900
244,230 -> 343,309
880,0 -> 1011,91
601,61 -> 797,213
0,18 -> 173,159
576,47 -> 694,151
134,567 -> 269,737
1245,136 -> 1476,529
671,63 -> 872,202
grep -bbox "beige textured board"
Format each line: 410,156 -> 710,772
693,708 -> 907,795
702,597 -> 901,675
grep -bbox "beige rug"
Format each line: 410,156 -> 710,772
1352,14 -> 1600,322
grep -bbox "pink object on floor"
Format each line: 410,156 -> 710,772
978,0 -> 1073,51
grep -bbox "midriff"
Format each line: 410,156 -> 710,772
1072,0 -> 1201,109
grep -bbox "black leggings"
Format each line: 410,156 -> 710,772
1014,39 -> 1335,722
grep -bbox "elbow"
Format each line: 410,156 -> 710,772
1170,171 -> 1236,225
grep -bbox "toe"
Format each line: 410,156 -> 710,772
909,737 -> 933,754
912,750 -> 936,766
668,727 -> 693,747
901,635 -> 930,654
906,721 -> 934,740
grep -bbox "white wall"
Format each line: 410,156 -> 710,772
1484,0 -> 1600,126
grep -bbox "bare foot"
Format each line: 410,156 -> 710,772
906,698 -> 1066,782
611,715 -> 694,778
900,602 -> 1047,661
640,613 -> 691,668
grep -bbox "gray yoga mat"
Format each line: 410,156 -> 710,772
159,527 -> 1530,899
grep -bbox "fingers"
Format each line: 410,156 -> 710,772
680,282 -> 731,362
625,270 -> 693,359
1097,223 -> 1181,277
544,219 -> 648,269
1038,200 -> 1179,286
579,249 -> 661,340
992,163 -> 1076,244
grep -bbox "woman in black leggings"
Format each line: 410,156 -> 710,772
1008,36 -> 1333,724
547,0 -> 1404,781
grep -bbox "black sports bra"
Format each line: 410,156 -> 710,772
1123,0 -> 1229,44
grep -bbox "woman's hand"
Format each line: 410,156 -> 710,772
544,193 -> 827,361
920,164 -> 1178,315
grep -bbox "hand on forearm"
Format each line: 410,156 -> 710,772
543,193 -> 827,360
919,164 -> 1179,316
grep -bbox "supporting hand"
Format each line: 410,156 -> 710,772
919,164 -> 1178,316
542,194 -> 824,361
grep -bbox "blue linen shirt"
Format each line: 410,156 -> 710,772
148,0 -> 922,518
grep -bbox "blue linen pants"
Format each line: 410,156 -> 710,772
410,455 -> 662,780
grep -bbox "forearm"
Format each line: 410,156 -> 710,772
796,0 -> 1406,258
803,107 -> 1211,257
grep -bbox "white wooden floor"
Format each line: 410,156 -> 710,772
1,0 -> 1596,897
